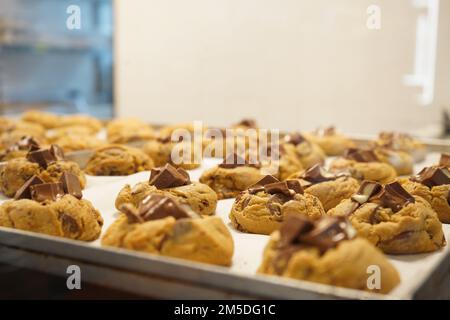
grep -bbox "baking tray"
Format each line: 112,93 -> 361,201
0,143 -> 449,299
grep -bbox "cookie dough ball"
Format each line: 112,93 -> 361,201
116,165 -> 217,216
328,181 -> 446,254
199,163 -> 264,199
258,216 -> 400,294
0,195 -> 103,241
84,145 -> 154,176
106,118 -> 156,144
329,149 -> 397,184
103,196 -> 233,267
288,165 -> 360,211
374,148 -> 413,176
21,110 -> 61,129
374,132 -> 427,162
400,166 -> 450,223
229,177 -> 325,234
0,157 -> 86,198
282,133 -> 326,169
304,127 -> 356,156
143,138 -> 200,170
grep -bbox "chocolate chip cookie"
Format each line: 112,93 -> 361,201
288,164 -> 360,211
304,126 -> 356,156
329,148 -> 397,184
400,166 -> 450,223
103,194 -> 233,266
199,154 -> 265,199
143,138 -> 201,170
84,144 -> 154,176
0,173 -> 103,240
282,133 -> 326,169
106,118 -> 156,144
229,176 -> 325,234
328,181 -> 446,254
0,145 -> 86,197
373,132 -> 427,162
116,164 -> 217,216
258,215 -> 400,294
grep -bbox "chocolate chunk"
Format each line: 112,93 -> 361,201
277,216 -> 355,255
283,133 -> 306,146
149,164 -> 191,189
279,216 -> 314,248
411,166 -> 450,188
219,153 -> 260,169
299,216 -> 354,253
301,164 -> 341,184
59,172 -> 82,199
248,175 -> 279,194
26,148 -> 57,168
439,153 -> 450,167
60,213 -> 80,235
119,203 -> 143,223
30,182 -> 65,202
26,144 -> 64,169
137,194 -> 192,221
351,181 -> 382,204
14,175 -> 45,200
265,181 -> 292,196
344,148 -> 379,162
50,144 -> 65,160
371,181 -> 415,212
7,136 -> 40,153
285,180 -> 304,194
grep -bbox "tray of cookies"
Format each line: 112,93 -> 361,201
0,112 -> 449,299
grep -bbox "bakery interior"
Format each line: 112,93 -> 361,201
0,0 -> 449,300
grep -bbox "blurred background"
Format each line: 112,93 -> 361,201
1,0 -> 450,137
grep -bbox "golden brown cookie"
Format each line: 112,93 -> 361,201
199,154 -> 264,199
0,174 -> 102,240
282,133 -> 325,169
107,118 -> 156,144
329,148 -> 397,184
51,135 -> 104,153
0,145 -> 86,197
328,181 -> 446,254
142,138 -> 201,170
21,110 -> 61,129
288,164 -> 360,211
400,166 -> 450,223
304,126 -> 356,156
373,132 -> 427,162
59,114 -> 103,133
84,144 -> 154,176
258,216 -> 400,294
229,176 -> 325,234
103,194 -> 233,266
374,147 -> 413,176
116,164 -> 217,216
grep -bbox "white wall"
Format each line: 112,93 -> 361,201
114,0 -> 450,136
